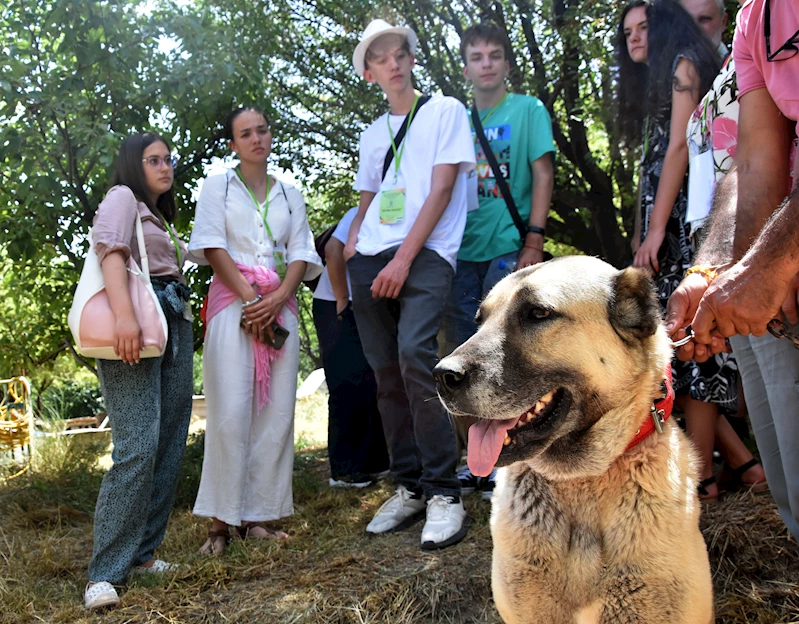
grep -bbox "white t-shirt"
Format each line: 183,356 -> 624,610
313,207 -> 357,302
353,94 -> 476,269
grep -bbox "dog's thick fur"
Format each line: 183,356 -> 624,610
434,257 -> 712,624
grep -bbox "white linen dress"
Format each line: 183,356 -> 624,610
189,170 -> 322,526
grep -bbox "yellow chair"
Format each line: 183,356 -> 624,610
0,376 -> 34,478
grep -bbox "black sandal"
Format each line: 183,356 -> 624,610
697,475 -> 720,504
720,458 -> 769,494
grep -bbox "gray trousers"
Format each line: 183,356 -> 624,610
89,291 -> 193,583
348,246 -> 460,497
730,330 -> 799,538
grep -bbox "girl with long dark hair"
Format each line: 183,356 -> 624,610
617,0 -> 764,502
189,107 -> 321,555
84,133 -> 194,609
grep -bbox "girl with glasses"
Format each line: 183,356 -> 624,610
84,132 -> 194,610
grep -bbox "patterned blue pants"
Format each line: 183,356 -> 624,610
89,288 -> 193,584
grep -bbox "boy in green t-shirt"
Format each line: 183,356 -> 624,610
443,22 -> 556,498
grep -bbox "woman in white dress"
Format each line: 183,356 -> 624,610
190,107 -> 322,554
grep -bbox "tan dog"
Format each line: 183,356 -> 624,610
434,257 -> 712,624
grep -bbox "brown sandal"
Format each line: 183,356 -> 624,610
198,527 -> 230,556
236,522 -> 290,541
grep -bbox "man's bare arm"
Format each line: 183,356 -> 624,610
730,87 -> 793,262
691,88 -> 797,341
693,165 -> 737,268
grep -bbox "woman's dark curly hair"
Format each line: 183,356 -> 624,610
615,0 -> 721,147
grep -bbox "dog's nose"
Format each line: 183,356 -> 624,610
433,359 -> 468,395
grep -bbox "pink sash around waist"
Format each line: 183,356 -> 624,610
206,264 -> 297,410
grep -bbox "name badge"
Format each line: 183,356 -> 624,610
274,250 -> 287,280
380,188 -> 406,224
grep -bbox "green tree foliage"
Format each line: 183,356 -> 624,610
1,0 -> 639,384
199,0 -> 638,261
0,0 -> 263,381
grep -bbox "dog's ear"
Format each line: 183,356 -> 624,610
608,267 -> 660,342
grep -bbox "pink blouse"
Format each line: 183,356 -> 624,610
92,185 -> 188,284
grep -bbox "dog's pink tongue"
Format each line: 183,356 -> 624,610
467,417 -> 519,477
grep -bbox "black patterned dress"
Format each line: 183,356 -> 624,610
640,87 -> 738,414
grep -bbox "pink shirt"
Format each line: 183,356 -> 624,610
92,185 -> 188,284
734,0 -> 799,139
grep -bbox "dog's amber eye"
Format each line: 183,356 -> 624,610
523,305 -> 551,322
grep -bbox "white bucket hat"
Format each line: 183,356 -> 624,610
352,19 -> 418,77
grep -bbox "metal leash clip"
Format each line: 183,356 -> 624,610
767,318 -> 799,350
670,324 -> 695,348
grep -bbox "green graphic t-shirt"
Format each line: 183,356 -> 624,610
459,93 -> 555,262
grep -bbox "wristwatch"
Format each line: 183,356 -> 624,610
526,225 -> 546,236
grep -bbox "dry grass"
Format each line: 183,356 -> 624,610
1,398 -> 798,623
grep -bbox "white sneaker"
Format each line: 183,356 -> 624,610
420,495 -> 469,550
130,559 -> 183,575
366,485 -> 426,534
84,581 -> 120,610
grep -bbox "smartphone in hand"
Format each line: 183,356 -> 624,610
264,322 -> 290,349
240,315 -> 290,349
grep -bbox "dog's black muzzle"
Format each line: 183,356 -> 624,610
433,356 -> 471,400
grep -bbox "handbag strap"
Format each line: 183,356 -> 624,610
471,104 -> 528,243
382,95 -> 431,181
133,210 -> 152,283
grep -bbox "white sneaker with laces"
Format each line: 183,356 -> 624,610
420,495 -> 469,550
366,485 -> 426,534
84,581 -> 120,610
130,559 -> 183,575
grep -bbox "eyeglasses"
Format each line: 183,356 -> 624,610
765,0 -> 799,62
142,155 -> 179,168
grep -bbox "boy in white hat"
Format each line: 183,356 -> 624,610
344,18 -> 475,550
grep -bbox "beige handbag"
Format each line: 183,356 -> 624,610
68,211 -> 168,359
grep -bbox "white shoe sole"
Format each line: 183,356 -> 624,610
366,508 -> 426,535
421,516 -> 472,551
329,478 -> 373,488
84,583 -> 120,610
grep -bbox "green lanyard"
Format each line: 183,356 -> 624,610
235,168 -> 274,240
476,92 -> 509,128
158,215 -> 182,267
387,93 -> 420,182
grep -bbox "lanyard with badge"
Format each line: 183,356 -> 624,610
155,213 -> 193,321
235,168 -> 287,279
157,214 -> 183,268
381,94 -> 420,225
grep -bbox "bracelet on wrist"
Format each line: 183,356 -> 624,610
242,294 -> 262,308
526,225 -> 546,237
684,266 -> 718,283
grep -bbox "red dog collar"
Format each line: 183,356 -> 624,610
626,366 -> 674,452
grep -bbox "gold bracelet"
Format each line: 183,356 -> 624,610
684,266 -> 718,283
